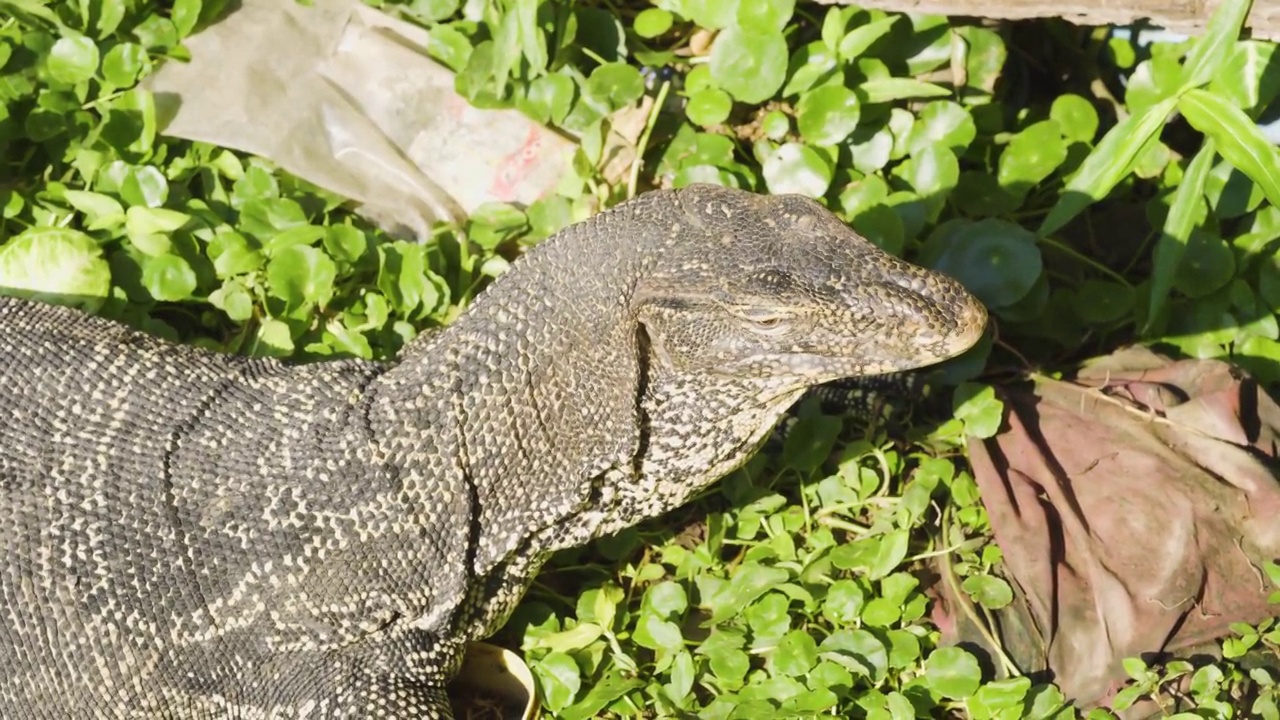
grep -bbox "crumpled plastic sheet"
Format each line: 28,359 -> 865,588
935,346 -> 1280,714
145,0 -> 575,240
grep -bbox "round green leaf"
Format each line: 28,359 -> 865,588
585,62 -> 644,111
781,41 -> 838,97
897,144 -> 959,198
681,0 -> 736,29
645,581 -> 688,617
686,88 -> 732,127
1050,94 -> 1100,143
763,142 -> 832,198
737,0 -> 795,34
1072,280 -> 1135,324
120,166 -> 169,208
0,228 -> 111,310
408,0 -> 461,23
519,73 -> 575,126
851,205 -> 905,255
1174,229 -> 1236,298
47,36 -> 99,85
933,219 -> 1043,308
141,254 -> 197,302
534,652 -> 582,712
998,120 -> 1068,194
102,42 -> 148,87
821,579 -> 866,624
762,109 -> 790,140
907,100 -> 977,155
634,8 -> 673,38
796,85 -> 860,146
324,225 -> 367,264
710,28 -> 788,104
771,630 -> 818,677
924,647 -> 982,699
819,629 -> 888,681
266,245 -> 338,310
961,574 -> 1014,610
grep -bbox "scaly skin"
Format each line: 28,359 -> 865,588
0,185 -> 985,718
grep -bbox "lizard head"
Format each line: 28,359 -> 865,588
633,184 -> 987,387
587,184 -> 987,535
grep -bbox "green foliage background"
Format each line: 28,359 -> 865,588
3,0 -> 1280,716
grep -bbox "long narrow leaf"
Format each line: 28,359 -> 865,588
858,78 -> 951,104
1179,88 -> 1280,208
1180,0 -> 1253,90
1038,96 -> 1177,236
1145,140 -> 1216,334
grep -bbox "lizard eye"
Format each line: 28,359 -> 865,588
736,310 -> 793,336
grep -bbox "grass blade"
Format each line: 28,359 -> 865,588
1038,96 -> 1177,236
1145,140 -> 1215,334
1180,0 -> 1253,90
1179,88 -> 1280,208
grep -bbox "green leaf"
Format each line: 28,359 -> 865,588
781,406 -> 841,473
829,530 -> 909,580
323,225 -> 367,265
208,229 -> 264,279
837,16 -> 897,60
821,580 -> 866,624
908,101 -> 977,154
762,142 -> 832,198
1209,41 -> 1280,112
934,219 -> 1041,309
686,88 -> 733,127
664,649 -> 695,705
101,42 -> 147,87
46,35 -> 98,84
171,0 -> 202,37
125,206 -> 190,237
1178,0 -> 1253,91
1179,88 -> 1280,209
680,0 -> 737,29
63,190 -> 125,230
519,73 -> 575,126
534,652 -> 582,712
209,279 -> 254,322
239,198 -> 309,243
633,611 -> 683,652
120,165 -> 170,208
1050,94 -> 1099,143
924,647 -> 982,699
961,574 -> 1014,610
896,144 -> 958,208
1147,140 -> 1216,331
796,85 -> 860,145
266,245 -> 337,311
0,227 -> 111,310
702,563 -> 790,624
770,630 -> 818,677
1174,229 -> 1236,298
585,62 -> 644,112
1039,95 -> 1177,236
998,120 -> 1067,195
857,78 -> 950,104
957,26 -> 1005,93
710,27 -> 788,104
634,8 -> 673,38
819,629 -> 888,681
953,383 -> 1003,439
781,41 -> 837,97
1074,280 -> 1136,325
737,0 -> 794,34
251,317 -> 294,358
141,254 -> 197,302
